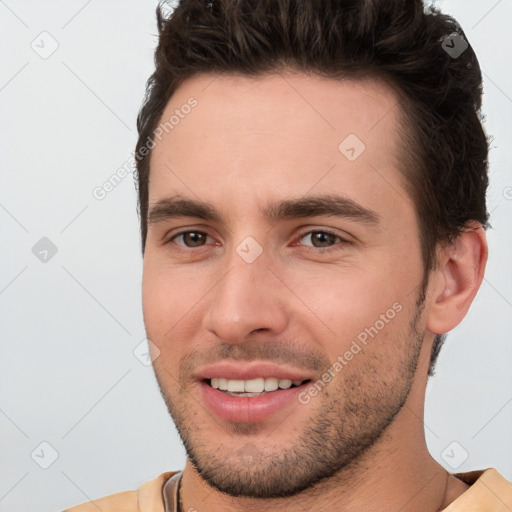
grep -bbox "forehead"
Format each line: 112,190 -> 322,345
148,71 -> 411,221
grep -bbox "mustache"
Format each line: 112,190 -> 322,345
178,339 -> 331,382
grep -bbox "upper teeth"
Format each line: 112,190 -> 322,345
210,377 -> 305,392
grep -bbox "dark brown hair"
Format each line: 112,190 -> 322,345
134,0 -> 490,375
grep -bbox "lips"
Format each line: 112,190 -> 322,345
194,361 -> 315,423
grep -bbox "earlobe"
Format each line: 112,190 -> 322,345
426,224 -> 488,334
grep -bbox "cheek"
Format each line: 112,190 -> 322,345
142,256 -> 183,340
142,256 -> 207,359
284,260 -> 416,359
142,256 -> 163,332
143,249 -> 190,308
297,267 -> 402,321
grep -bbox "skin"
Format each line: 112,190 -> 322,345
142,71 -> 488,512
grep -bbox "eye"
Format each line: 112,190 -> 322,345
169,230 -> 214,248
166,228 -> 349,253
296,230 -> 348,251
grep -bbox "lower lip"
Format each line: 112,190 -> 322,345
199,380 -> 309,423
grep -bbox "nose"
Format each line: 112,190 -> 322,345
202,245 -> 289,344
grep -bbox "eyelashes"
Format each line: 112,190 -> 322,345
167,228 -> 351,254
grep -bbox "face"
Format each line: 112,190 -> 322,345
142,71 -> 430,498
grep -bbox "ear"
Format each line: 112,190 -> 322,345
426,223 -> 488,335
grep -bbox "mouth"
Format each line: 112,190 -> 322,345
199,377 -> 313,423
204,377 -> 311,397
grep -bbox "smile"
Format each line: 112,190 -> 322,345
208,377 -> 308,396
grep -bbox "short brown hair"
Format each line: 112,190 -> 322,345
134,0 -> 490,375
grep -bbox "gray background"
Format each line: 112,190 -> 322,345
1,1 -> 511,511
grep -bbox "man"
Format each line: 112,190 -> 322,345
65,0 -> 512,510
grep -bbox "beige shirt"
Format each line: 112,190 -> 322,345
63,468 -> 512,512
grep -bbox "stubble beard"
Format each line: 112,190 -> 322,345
152,296 -> 426,499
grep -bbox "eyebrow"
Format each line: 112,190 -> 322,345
147,194 -> 380,226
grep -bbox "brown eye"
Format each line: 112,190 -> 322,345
171,231 -> 210,247
300,231 -> 342,249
